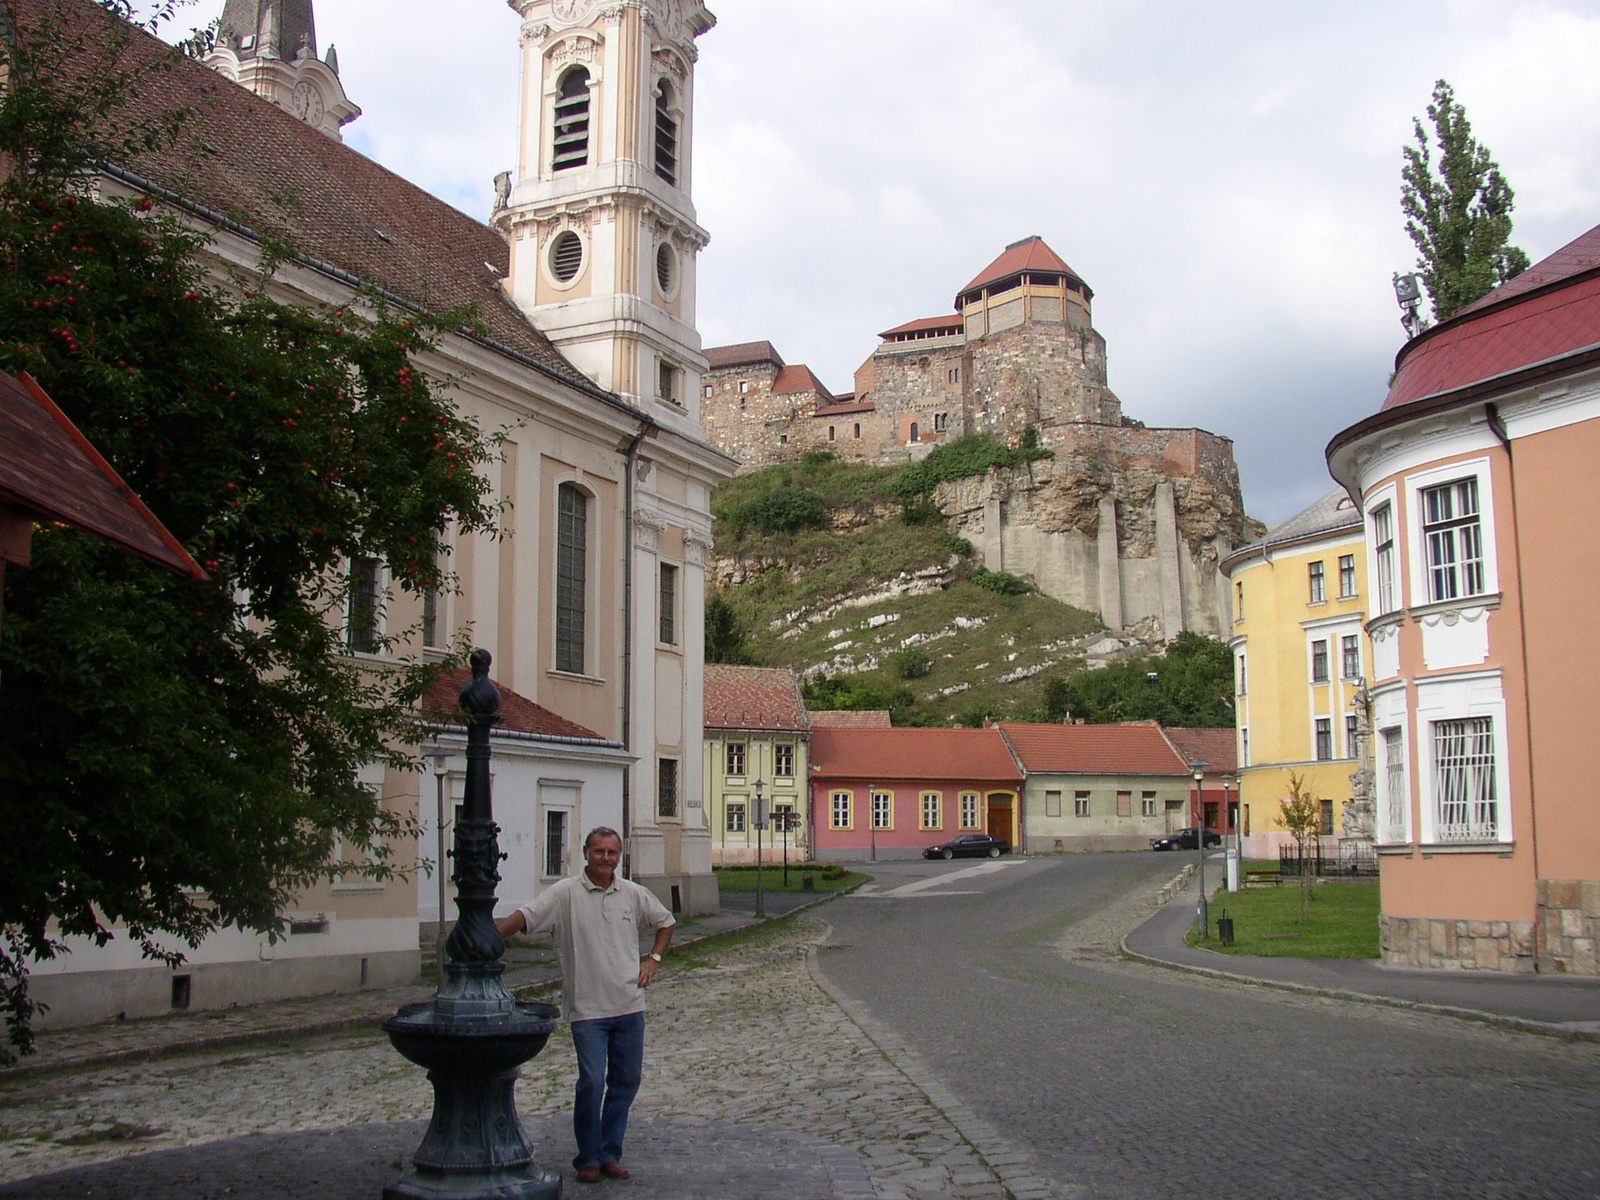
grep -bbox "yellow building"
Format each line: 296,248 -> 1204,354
1222,490 -> 1368,858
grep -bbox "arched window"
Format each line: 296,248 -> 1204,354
556,484 -> 588,672
653,79 -> 678,185
552,67 -> 591,172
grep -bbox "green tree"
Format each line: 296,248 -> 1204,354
1275,772 -> 1324,923
802,673 -> 917,726
1040,631 -> 1234,727
705,594 -> 757,665
0,3 -> 498,1058
1402,79 -> 1530,321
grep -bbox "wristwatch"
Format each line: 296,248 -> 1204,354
646,952 -> 662,963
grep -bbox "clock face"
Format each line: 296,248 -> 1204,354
552,0 -> 589,21
291,80 -> 325,126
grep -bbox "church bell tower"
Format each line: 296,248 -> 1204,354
204,0 -> 360,139
498,0 -> 715,421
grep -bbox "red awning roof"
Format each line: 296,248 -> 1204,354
810,727 -> 1022,782
0,371 -> 205,579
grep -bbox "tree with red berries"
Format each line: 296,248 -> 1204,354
0,2 -> 497,1057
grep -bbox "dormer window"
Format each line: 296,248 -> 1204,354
654,79 -> 678,185
552,67 -> 591,172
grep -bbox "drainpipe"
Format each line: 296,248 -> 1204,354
620,422 -> 652,876
1484,404 -> 1541,896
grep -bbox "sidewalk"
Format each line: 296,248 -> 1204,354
1124,884 -> 1600,1039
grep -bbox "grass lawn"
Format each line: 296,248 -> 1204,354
1187,880 -> 1380,959
713,865 -> 869,893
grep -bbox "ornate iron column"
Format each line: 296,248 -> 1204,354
383,649 -> 562,1200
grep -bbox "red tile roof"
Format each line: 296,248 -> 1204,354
957,236 -> 1086,300
423,666 -> 606,741
0,371 -> 206,579
879,314 -> 964,339
995,722 -> 1190,776
810,727 -> 1022,782
7,0 -> 601,397
812,400 -> 875,416
772,364 -> 832,399
704,341 -> 785,370
703,664 -> 808,732
808,710 -> 892,729
1384,223 -> 1600,411
1162,728 -> 1238,774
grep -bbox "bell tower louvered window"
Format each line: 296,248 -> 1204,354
552,67 -> 591,172
654,79 -> 678,185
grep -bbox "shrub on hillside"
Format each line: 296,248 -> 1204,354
888,647 -> 933,679
723,486 -> 828,537
970,566 -> 1031,595
894,433 -> 1053,500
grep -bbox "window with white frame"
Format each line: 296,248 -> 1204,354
871,791 -> 893,830
774,744 -> 794,777
544,809 -> 568,878
1141,792 -> 1157,817
1315,718 -> 1332,761
725,742 -> 745,776
1308,561 -> 1326,604
1338,554 -> 1357,598
831,791 -> 852,829
959,792 -> 979,829
726,802 -> 746,833
1372,502 -> 1396,613
1381,726 -> 1407,841
920,792 -> 942,829
1236,651 -> 1247,696
1073,791 -> 1090,818
1345,714 -> 1359,756
1422,478 -> 1485,602
1310,640 -> 1329,683
1432,717 -> 1497,842
1341,635 -> 1360,679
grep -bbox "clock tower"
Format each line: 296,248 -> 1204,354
204,0 -> 360,139
497,0 -> 715,427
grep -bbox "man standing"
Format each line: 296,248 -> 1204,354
498,826 -> 675,1184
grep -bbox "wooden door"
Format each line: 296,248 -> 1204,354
987,800 -> 1013,845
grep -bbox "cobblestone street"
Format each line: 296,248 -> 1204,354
0,918 -> 1010,1199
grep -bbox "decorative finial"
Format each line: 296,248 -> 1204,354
459,649 -> 501,720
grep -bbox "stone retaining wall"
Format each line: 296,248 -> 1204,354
1536,879 -> 1600,975
1380,913 -> 1537,973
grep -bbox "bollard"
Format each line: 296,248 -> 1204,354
802,874 -> 815,892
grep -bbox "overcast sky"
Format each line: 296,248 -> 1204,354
165,0 -> 1600,526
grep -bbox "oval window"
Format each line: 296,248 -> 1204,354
656,242 -> 675,294
550,231 -> 584,282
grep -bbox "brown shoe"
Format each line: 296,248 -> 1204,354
599,1162 -> 630,1180
576,1165 -> 602,1184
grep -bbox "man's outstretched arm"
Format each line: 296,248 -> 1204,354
638,922 -> 674,988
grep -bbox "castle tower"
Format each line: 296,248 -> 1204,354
498,0 -> 715,423
204,0 -> 360,139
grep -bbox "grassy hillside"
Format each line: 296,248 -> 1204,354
709,448 -> 1116,726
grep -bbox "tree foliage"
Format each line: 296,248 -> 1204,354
0,4 -> 498,1057
1039,631 -> 1234,728
1401,79 -> 1530,321
894,433 -> 1052,500
802,673 -> 918,726
704,594 -> 757,665
1275,772 -> 1324,922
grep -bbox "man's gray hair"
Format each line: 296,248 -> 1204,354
584,825 -> 623,850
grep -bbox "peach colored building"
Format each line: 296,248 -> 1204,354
1327,223 -> 1600,974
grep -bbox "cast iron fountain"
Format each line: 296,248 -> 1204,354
383,649 -> 562,1200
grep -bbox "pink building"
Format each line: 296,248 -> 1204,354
808,727 -> 1023,861
1327,223 -> 1600,974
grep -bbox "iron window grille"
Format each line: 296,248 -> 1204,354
657,757 -> 678,819
1432,717 -> 1497,842
1382,727 -> 1407,840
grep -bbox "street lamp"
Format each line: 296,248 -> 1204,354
753,778 -> 768,919
1190,760 -> 1209,938
1222,772 -> 1238,893
424,747 -> 451,980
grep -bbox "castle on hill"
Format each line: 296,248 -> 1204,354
701,237 -> 1257,640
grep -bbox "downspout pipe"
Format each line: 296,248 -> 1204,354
620,422 -> 653,876
1485,404 -> 1541,898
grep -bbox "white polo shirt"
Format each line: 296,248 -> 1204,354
516,871 -> 676,1022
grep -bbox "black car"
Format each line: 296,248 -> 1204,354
1150,827 -> 1222,851
923,833 -> 1011,860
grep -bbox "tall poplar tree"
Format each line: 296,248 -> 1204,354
1401,79 -> 1530,321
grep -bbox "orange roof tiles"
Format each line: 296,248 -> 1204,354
705,341 -> 785,370
1162,728 -> 1238,774
812,400 -> 874,416
703,664 -> 808,732
995,722 -> 1190,776
8,0 -> 600,397
772,365 -> 832,399
1383,223 -> 1600,412
810,727 -> 1022,782
423,666 -> 607,741
0,372 -> 206,579
808,710 -> 892,729
958,236 -> 1084,299
879,314 -> 964,339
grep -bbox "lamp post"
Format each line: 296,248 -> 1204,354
779,808 -> 792,887
868,784 -> 878,862
1222,772 -> 1238,893
1190,760 -> 1209,938
753,778 -> 768,919
425,748 -> 451,979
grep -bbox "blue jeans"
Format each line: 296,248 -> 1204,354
569,1011 -> 645,1169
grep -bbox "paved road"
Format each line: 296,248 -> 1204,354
815,852 -> 1600,1200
